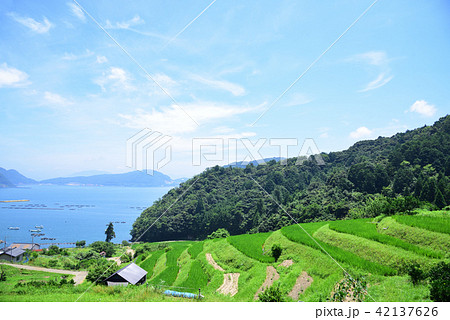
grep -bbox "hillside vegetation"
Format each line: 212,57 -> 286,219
131,116 -> 450,242
1,212 -> 447,301
129,212 -> 448,302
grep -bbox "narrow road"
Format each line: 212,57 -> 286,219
0,263 -> 88,285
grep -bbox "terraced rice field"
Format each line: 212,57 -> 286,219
131,211 -> 448,302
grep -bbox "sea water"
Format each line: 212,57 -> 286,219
0,185 -> 171,247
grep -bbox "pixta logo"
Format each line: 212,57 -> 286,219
126,128 -> 172,175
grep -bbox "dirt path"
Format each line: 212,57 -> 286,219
0,262 -> 88,285
288,271 -> 313,300
217,273 -> 240,296
254,266 -> 280,299
206,253 -> 224,271
278,259 -> 293,267
107,257 -> 121,266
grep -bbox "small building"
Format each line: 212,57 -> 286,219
99,251 -> 107,257
0,247 -> 26,262
105,262 -> 147,287
11,243 -> 40,251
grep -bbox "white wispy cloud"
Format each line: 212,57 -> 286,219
95,67 -> 135,92
190,74 -> 246,96
118,101 -> 259,134
349,126 -> 373,139
44,91 -> 73,106
408,100 -> 437,117
0,63 -> 30,87
8,13 -> 53,34
62,49 -> 94,61
354,51 -> 389,66
352,51 -> 393,92
105,15 -> 144,29
96,56 -> 108,64
359,72 -> 394,92
68,2 -> 86,21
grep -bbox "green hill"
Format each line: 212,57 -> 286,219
131,115 -> 450,242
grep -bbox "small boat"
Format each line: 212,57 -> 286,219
35,225 -> 44,229
8,227 -> 19,230
29,229 -> 41,232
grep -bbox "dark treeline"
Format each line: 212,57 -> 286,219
131,115 -> 450,242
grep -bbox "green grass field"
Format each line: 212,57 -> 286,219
281,222 -> 396,276
227,232 -> 275,263
1,211 -> 447,302
393,214 -> 450,235
378,217 -> 450,253
328,219 -> 442,258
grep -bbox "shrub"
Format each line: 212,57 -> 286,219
120,253 -> 132,263
43,245 -> 61,256
90,241 -> 115,257
75,250 -> 101,261
271,244 -> 282,262
48,258 -> 59,268
207,228 -> 230,239
258,283 -> 285,302
0,268 -> 6,281
428,261 -> 450,302
406,263 -> 425,285
76,240 -> 86,248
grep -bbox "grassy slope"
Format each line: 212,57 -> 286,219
314,224 -> 434,270
1,213 -> 446,302
328,218 -> 442,258
393,214 -> 450,235
227,232 -> 275,263
281,222 -> 396,275
378,217 -> 450,253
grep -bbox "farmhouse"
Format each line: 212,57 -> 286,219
0,247 -> 25,262
105,262 -> 147,286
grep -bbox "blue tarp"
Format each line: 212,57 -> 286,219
163,290 -> 198,299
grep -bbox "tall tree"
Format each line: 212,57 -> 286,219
105,222 -> 116,243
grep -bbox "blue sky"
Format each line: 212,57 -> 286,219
0,0 -> 449,180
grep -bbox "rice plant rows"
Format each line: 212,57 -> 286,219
187,241 -> 204,259
227,232 -> 274,263
181,260 -> 209,292
281,222 -> 396,276
393,214 -> 450,235
328,219 -> 442,258
315,225 -> 431,271
139,250 -> 165,277
147,242 -> 192,286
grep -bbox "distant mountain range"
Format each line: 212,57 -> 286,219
0,167 -> 185,188
0,167 -> 37,187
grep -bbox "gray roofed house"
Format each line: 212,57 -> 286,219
105,262 -> 147,286
0,247 -> 26,262
11,243 -> 40,251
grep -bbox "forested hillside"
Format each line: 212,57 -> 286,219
131,116 -> 450,242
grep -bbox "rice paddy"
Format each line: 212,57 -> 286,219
1,211 -> 447,302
